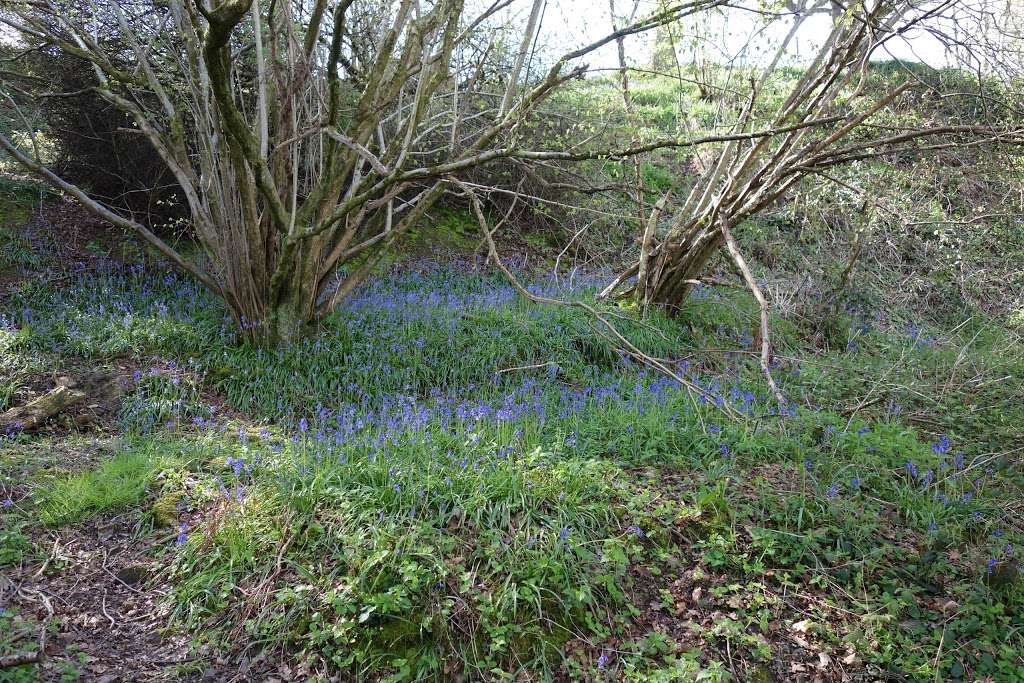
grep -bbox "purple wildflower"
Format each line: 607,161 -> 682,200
904,461 -> 918,480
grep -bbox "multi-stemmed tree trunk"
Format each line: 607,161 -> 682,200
2,0 -> 470,344
0,0 -> 724,345
604,0 -> 1023,318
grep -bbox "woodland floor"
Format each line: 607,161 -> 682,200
1,200 -> 1022,682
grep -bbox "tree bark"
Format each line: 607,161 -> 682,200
641,220 -> 723,314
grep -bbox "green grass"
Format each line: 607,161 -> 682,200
2,258 -> 1021,680
34,440 -> 185,526
0,515 -> 33,567
0,226 -> 40,271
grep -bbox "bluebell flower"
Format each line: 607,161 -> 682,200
626,525 -> 644,538
851,477 -> 861,488
826,483 -> 840,498
175,523 -> 188,546
597,652 -> 609,670
904,461 -> 918,480
932,435 -> 951,455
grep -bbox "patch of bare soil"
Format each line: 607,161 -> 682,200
2,510 -> 312,681
21,199 -> 139,270
3,516 -> 202,682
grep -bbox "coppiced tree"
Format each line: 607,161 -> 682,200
0,0 -> 719,345
597,0 -> 1024,393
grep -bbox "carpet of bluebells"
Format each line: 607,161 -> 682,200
1,258 -> 1022,681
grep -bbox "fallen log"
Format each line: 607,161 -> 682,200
0,626 -> 46,670
0,649 -> 41,669
0,378 -> 86,432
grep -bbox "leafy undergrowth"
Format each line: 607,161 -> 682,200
1,260 -> 1021,682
